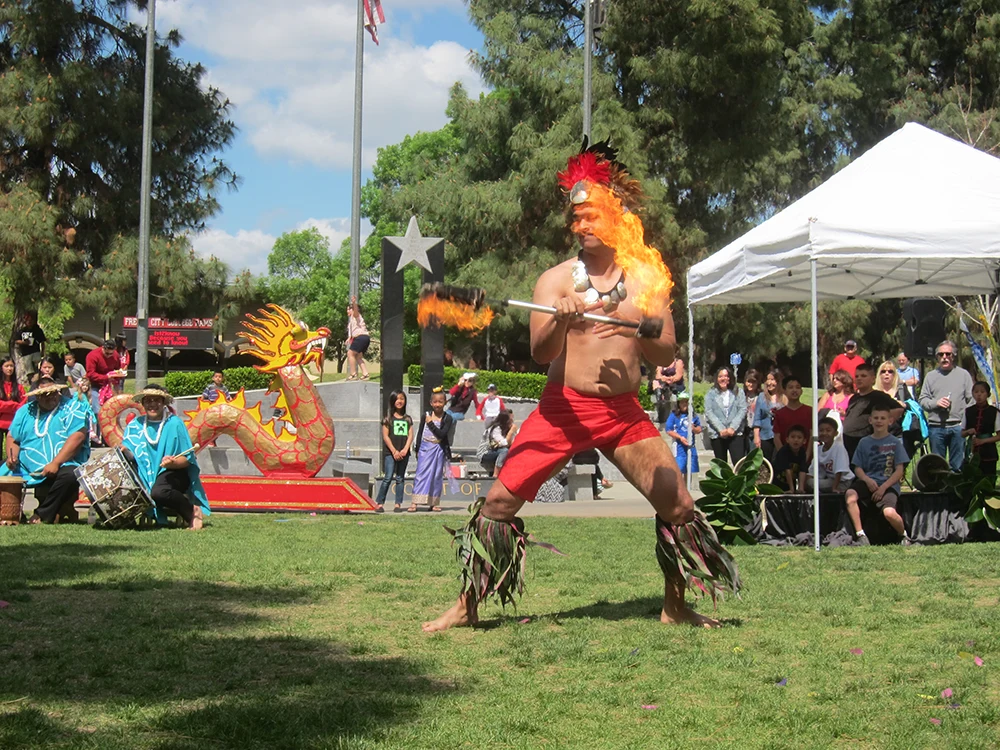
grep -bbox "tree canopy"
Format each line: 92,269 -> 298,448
0,0 -> 237,259
361,0 -> 1000,372
0,0 -> 241,343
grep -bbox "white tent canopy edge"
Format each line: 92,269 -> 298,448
683,122 -> 1000,551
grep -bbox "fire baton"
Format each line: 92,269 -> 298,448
420,282 -> 664,339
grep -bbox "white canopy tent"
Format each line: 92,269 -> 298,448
685,123 -> 1000,550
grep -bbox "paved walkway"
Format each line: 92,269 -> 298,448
408,481 -> 704,519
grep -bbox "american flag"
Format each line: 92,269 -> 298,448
363,0 -> 385,45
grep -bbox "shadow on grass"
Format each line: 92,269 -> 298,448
0,544 -> 447,749
474,597 -> 743,629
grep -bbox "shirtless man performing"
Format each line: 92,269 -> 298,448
423,143 -> 739,632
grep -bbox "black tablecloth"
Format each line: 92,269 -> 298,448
752,493 -> 988,546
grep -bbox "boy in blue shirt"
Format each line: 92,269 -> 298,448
845,406 -> 910,545
665,392 -> 701,475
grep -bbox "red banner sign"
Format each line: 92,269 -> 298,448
122,317 -> 215,329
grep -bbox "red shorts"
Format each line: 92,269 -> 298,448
497,383 -> 660,501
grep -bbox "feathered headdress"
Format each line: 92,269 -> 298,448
557,138 -> 644,212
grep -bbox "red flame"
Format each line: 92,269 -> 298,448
417,295 -> 495,332
572,185 -> 673,315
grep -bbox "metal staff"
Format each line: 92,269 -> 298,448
420,283 -> 664,339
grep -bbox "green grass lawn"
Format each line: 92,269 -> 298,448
1,516 -> 997,749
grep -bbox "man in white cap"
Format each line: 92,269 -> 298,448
476,383 -> 506,424
446,372 -> 479,421
1,377 -> 90,523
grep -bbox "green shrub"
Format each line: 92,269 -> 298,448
165,366 -> 272,397
406,365 -> 705,412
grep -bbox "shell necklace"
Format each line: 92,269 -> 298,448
572,252 -> 627,310
144,417 -> 166,447
34,408 -> 55,438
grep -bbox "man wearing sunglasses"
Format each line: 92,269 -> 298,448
918,341 -> 974,471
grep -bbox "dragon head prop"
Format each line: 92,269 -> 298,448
241,304 -> 330,374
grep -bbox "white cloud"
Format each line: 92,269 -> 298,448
189,217 -> 371,276
189,227 -> 275,276
295,216 -> 373,253
153,1 -> 485,169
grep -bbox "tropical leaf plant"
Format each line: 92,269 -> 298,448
945,450 -> 1000,531
697,449 -> 780,545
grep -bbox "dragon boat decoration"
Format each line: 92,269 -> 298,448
97,305 -> 373,511
99,304 -> 334,477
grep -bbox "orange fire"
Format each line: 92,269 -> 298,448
417,295 -> 496,332
571,185 -> 674,315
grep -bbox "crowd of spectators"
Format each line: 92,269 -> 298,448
657,336 -> 995,546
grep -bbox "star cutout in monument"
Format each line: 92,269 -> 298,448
386,216 -> 440,274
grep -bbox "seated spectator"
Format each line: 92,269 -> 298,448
665,391 -> 701,476
475,383 -> 506,423
962,380 -> 1000,480
828,339 -> 865,379
704,366 -> 747,464
818,369 -> 853,420
201,370 -> 231,402
480,410 -> 516,477
773,375 -> 813,451
773,425 -> 809,493
446,372 -> 479,421
844,406 -> 911,546
0,357 -> 25,453
808,417 -> 853,493
571,448 -> 612,497
29,356 -> 64,390
842,363 -> 905,462
896,352 -> 920,397
63,352 -> 86,390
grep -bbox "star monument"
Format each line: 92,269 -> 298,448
381,216 -> 445,417
386,216 -> 441,273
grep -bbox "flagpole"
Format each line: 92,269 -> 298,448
136,0 -> 156,390
582,0 -> 592,140
349,0 -> 364,302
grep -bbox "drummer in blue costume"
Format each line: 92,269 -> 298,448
120,385 -> 209,529
2,377 -> 90,523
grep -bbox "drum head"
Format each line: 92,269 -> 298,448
913,452 -> 950,492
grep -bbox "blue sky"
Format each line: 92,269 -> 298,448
148,1 -> 485,276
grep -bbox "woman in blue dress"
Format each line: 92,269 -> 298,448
121,385 -> 210,529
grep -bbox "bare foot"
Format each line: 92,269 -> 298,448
422,597 -> 478,632
660,606 -> 721,629
188,508 -> 204,531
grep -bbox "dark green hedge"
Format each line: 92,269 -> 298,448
405,365 -> 705,412
164,367 -> 272,397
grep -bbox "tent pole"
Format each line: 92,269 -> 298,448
811,258 -> 821,552
687,300 -> 695,490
